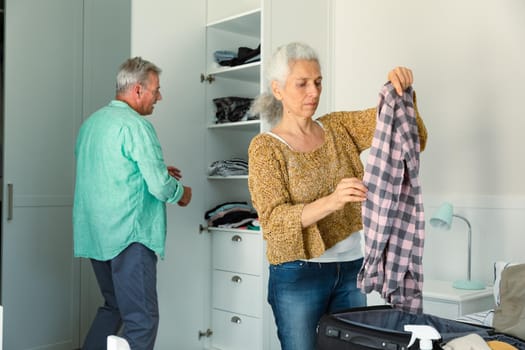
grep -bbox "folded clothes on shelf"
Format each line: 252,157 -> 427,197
208,157 -> 248,177
213,96 -> 256,123
213,50 -> 237,63
205,201 -> 258,228
217,44 -> 260,67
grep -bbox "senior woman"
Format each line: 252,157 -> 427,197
247,42 -> 428,350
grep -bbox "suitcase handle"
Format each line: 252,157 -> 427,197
324,326 -> 409,350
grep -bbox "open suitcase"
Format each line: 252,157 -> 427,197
316,305 -> 525,350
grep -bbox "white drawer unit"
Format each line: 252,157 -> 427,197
212,270 -> 263,317
210,229 -> 264,349
423,280 -> 494,319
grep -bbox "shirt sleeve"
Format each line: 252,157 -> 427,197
123,119 -> 184,204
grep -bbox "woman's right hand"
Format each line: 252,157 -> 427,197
388,66 -> 413,96
301,177 -> 367,228
329,178 -> 367,211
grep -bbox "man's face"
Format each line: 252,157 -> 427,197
137,72 -> 162,116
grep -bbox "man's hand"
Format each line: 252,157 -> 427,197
178,186 -> 192,207
167,166 -> 182,180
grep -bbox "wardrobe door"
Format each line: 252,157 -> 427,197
79,0 -> 132,342
131,1 -> 209,349
2,0 -> 83,349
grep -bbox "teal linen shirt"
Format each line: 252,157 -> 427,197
73,100 -> 184,260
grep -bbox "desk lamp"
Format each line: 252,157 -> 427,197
429,202 -> 485,290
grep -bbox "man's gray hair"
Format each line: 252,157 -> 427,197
249,42 -> 320,125
116,57 -> 162,94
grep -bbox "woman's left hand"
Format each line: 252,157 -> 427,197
388,66 -> 413,96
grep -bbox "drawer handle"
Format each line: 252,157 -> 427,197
231,235 -> 242,242
231,275 -> 242,283
7,183 -> 14,221
231,316 -> 242,324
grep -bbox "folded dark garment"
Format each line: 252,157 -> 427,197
209,211 -> 258,227
219,44 -> 260,67
213,96 -> 254,123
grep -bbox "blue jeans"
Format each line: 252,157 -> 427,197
82,243 -> 159,350
268,258 -> 366,350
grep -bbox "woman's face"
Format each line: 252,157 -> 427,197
272,59 -> 322,120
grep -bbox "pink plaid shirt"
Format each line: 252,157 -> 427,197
357,82 -> 425,314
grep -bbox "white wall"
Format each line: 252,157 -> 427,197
333,0 -> 525,284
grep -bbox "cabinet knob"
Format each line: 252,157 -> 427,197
231,316 -> 242,324
200,73 -> 215,84
231,235 -> 242,242
231,275 -> 242,283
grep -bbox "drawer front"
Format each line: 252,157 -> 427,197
212,231 -> 262,275
211,310 -> 262,350
212,270 -> 263,317
423,299 -> 459,319
459,294 -> 495,316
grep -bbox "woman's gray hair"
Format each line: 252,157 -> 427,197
116,57 -> 162,94
249,42 -> 320,125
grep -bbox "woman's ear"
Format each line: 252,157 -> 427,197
271,80 -> 282,101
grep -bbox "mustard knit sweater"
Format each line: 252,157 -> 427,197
248,103 -> 427,265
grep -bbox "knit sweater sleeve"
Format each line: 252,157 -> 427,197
325,90 -> 427,153
248,134 -> 318,263
413,91 -> 428,151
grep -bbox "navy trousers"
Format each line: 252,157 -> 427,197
82,243 -> 159,350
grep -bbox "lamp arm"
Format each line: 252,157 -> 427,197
453,214 -> 472,281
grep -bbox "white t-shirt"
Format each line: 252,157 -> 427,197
306,231 -> 363,263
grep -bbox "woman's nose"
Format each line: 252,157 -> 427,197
307,84 -> 321,97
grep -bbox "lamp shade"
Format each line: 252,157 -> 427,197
429,202 -> 485,290
429,202 -> 453,230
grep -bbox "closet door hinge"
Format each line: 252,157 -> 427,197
198,328 -> 213,340
199,224 -> 209,233
200,73 -> 215,84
